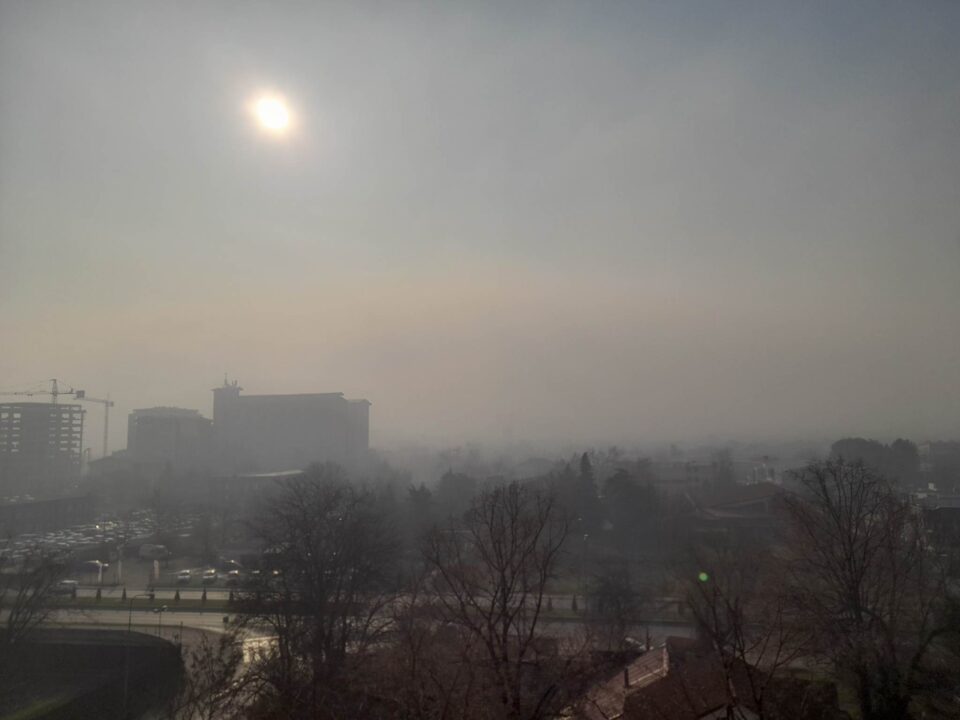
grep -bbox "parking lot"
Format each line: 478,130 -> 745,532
0,509 -> 158,568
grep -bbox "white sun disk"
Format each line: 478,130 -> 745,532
254,96 -> 291,133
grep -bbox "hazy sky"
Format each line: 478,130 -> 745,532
1,1 -> 958,454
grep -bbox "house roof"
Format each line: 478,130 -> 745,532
579,637 -> 844,720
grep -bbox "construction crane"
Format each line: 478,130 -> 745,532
0,380 -> 115,459
0,378 -> 81,404
76,394 -> 115,459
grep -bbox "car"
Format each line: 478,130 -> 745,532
54,579 -> 79,595
177,569 -> 192,584
202,569 -> 218,584
225,569 -> 241,586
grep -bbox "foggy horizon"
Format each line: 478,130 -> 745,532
2,1 -> 959,454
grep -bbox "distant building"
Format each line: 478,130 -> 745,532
685,481 -> 787,544
0,402 -> 84,497
126,407 -> 213,471
212,380 -> 370,473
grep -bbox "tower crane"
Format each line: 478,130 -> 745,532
76,394 -> 115,459
0,380 -> 116,460
0,378 -> 80,403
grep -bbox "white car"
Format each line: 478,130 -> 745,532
177,569 -> 192,584
54,579 -> 79,595
202,569 -> 218,584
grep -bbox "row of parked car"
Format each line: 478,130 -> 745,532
0,511 -> 158,566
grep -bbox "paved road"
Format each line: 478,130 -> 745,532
74,586 -> 236,602
73,586 -> 690,617
39,606 -> 236,634
38,605 -> 693,650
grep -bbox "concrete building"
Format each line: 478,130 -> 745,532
126,407 -> 213,471
212,379 -> 370,473
0,402 -> 84,497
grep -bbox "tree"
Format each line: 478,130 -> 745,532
238,463 -> 399,719
591,559 -> 648,655
783,459 -> 959,720
602,469 -> 661,557
434,469 -> 477,521
379,566 -> 494,720
0,549 -> 66,691
829,437 -> 919,487
166,627 -> 254,720
423,481 -> 574,720
686,539 -> 809,720
712,448 -> 736,487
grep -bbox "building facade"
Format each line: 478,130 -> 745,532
126,407 -> 213,472
212,380 -> 370,473
0,402 -> 84,497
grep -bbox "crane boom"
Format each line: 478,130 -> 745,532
0,378 -> 80,403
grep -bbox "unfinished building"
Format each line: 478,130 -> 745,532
0,402 -> 84,497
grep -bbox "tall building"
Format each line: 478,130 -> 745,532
0,402 -> 84,497
126,407 -> 213,471
212,380 -> 370,473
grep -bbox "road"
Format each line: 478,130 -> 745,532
42,606 -> 236,634
36,604 -> 693,650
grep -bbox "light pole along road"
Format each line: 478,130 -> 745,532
124,593 -> 155,719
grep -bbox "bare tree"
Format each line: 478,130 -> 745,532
165,627 -> 255,720
783,459 -> 959,720
0,548 -> 66,695
0,549 -> 65,648
423,481 -> 574,720
237,463 -> 399,719
381,571 -> 493,720
686,539 -> 809,720
592,559 -> 651,655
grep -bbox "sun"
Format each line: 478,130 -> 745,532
252,95 -> 291,135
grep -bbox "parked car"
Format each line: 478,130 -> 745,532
202,569 -> 217,584
54,579 -> 79,595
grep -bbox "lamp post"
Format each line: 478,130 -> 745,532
154,605 -> 168,637
123,593 -> 153,718
581,532 -> 589,613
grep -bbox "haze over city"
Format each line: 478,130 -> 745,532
2,1 -> 958,453
4,3 -> 960,720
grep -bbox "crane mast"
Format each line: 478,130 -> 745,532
77,393 -> 115,459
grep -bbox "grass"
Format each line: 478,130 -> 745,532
0,695 -> 71,720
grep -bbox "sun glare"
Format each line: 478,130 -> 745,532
252,95 -> 291,135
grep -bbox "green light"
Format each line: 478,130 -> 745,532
698,572 -> 709,583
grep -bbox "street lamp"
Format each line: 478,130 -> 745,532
581,532 -> 589,613
153,605 -> 168,637
124,593 -> 154,718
